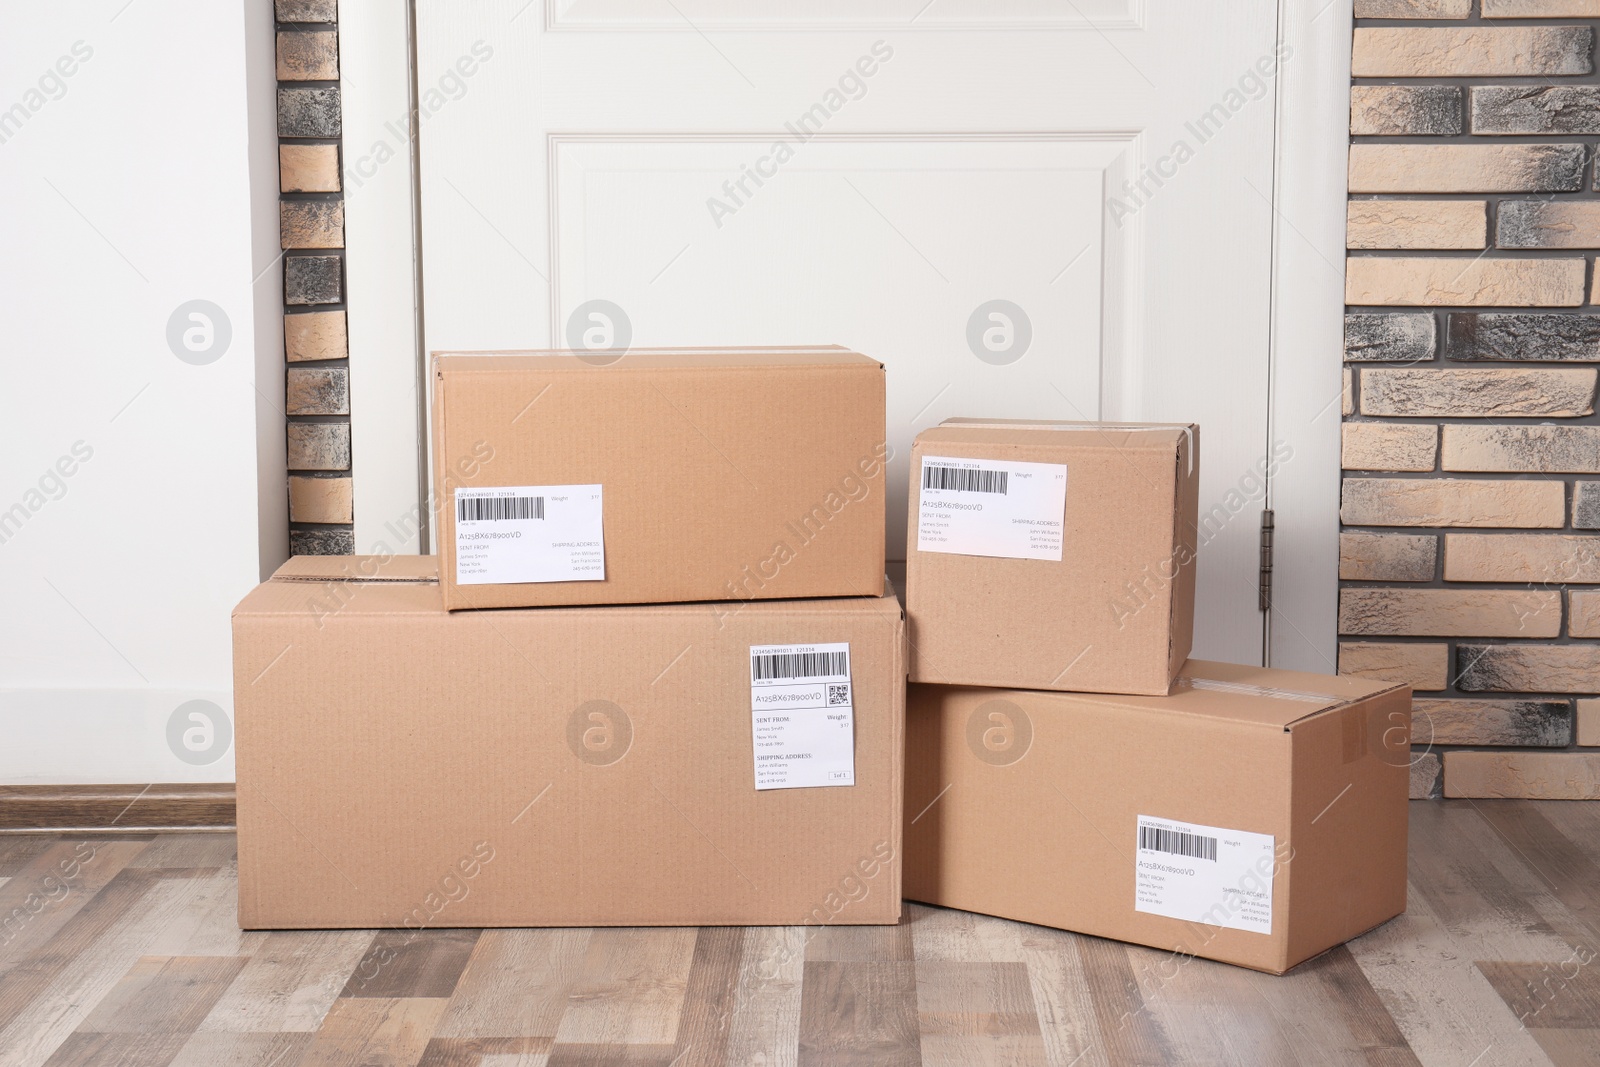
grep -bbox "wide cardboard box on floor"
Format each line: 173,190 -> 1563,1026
906,419 -> 1198,696
432,347 -> 887,611
234,556 -> 906,929
904,661 -> 1411,974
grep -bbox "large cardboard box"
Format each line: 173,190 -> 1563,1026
906,419 -> 1199,696
904,661 -> 1411,974
432,347 -> 887,611
234,556 -> 906,929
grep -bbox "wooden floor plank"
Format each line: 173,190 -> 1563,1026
169,1030 -> 313,1067
722,925 -> 807,1067
551,927 -> 697,1048
670,926 -> 746,1067
915,960 -> 1046,1067
797,960 -> 921,1067
77,954 -> 248,1035
0,840 -> 153,977
1013,925 -> 1110,1067
198,928 -> 375,1034
1470,800 -> 1600,952
125,834 -> 238,870
297,996 -> 449,1067
342,929 -> 482,1000
433,928 -> 591,1040
1075,935 -> 1175,1067
416,1035 -> 553,1067
38,1031 -> 191,1067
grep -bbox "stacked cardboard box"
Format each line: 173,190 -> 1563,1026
234,347 -> 906,928
900,419 -> 1412,974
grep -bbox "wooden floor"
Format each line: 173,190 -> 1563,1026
1,801 -> 1598,1067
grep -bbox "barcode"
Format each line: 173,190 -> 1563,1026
923,464 -> 1009,494
1139,826 -> 1218,862
458,495 -> 545,522
752,651 -> 848,682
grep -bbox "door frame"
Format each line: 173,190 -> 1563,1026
335,0 -> 1350,672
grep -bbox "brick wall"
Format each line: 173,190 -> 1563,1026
275,0 -> 352,555
1344,0 -> 1600,799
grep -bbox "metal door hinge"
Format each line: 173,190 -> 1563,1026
1258,509 -> 1274,613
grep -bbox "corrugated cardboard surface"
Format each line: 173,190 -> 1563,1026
906,420 -> 1198,696
234,556 -> 906,929
433,347 -> 887,610
903,660 -> 1410,974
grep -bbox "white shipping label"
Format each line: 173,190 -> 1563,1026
916,456 -> 1067,561
1134,815 -> 1276,935
454,485 -> 605,585
749,643 -> 854,791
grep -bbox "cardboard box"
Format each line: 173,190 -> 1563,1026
906,419 -> 1199,696
432,347 -> 887,610
903,661 -> 1410,974
234,555 -> 906,929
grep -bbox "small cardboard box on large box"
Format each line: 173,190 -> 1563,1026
904,661 -> 1410,974
433,347 -> 887,611
906,419 -> 1199,696
233,556 -> 906,929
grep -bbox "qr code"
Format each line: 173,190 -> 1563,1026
828,684 -> 850,706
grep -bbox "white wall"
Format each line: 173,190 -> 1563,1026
0,0 -> 284,784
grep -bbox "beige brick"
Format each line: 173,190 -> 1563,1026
1342,423 -> 1437,471
1413,699 -> 1572,746
1569,589 -> 1600,636
286,366 -> 349,416
277,30 -> 338,81
1445,751 -> 1600,799
1340,477 -> 1565,528
1347,201 -> 1484,251
1360,367 -> 1595,417
1577,698 -> 1600,745
1410,751 -> 1443,800
280,144 -> 340,194
1344,368 -> 1354,417
287,423 -> 351,471
1339,641 -> 1448,690
284,311 -> 347,362
1352,27 -> 1592,78
1445,533 -> 1600,584
1457,643 -> 1600,690
1338,588 -> 1561,637
1357,0 -> 1470,13
1339,532 -> 1437,581
1442,425 -> 1600,474
1484,0 -> 1600,15
288,476 -> 353,524
1348,144 -> 1585,194
1345,257 -> 1585,308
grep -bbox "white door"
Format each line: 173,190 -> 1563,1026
408,0 -> 1287,665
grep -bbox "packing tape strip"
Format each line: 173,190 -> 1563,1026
1174,676 -> 1339,705
939,421 -> 1195,475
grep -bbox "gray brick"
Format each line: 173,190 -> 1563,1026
1497,200 -> 1600,249
1351,86 -> 1462,137
290,527 -> 354,556
287,366 -> 349,416
1410,752 -> 1443,801
1412,699 -> 1573,747
1457,644 -> 1600,693
1446,313 -> 1600,362
1345,313 -> 1436,363
287,422 -> 351,470
1575,481 -> 1600,528
276,0 -> 337,24
1472,86 -> 1600,135
277,86 -> 341,138
285,255 -> 341,305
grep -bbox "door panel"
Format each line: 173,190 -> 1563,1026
416,0 -> 1279,663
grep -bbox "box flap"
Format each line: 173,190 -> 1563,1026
929,418 -> 1194,455
270,555 -> 439,583
1060,660 -> 1403,730
434,347 -> 881,374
